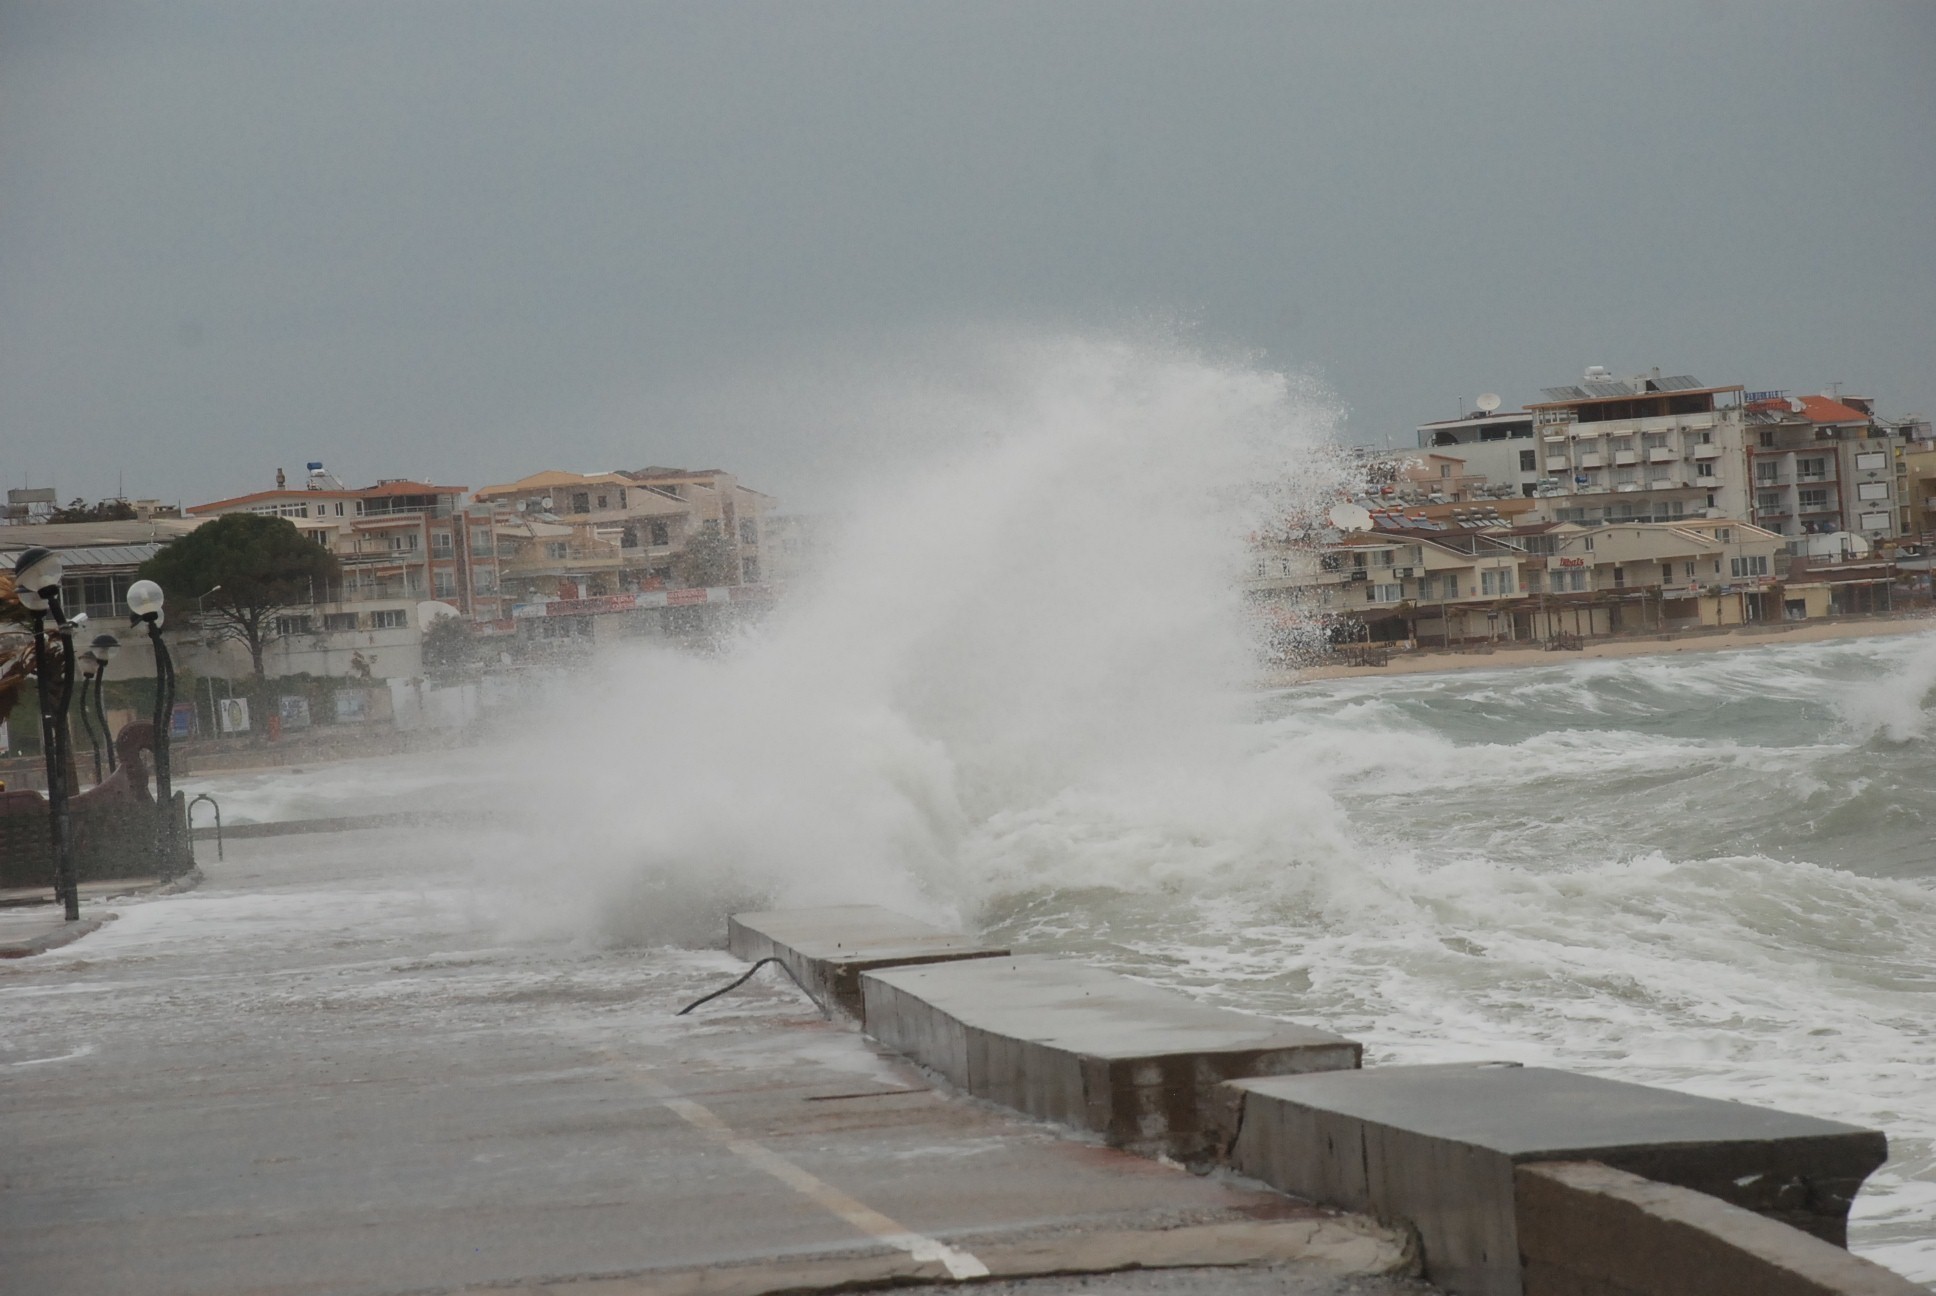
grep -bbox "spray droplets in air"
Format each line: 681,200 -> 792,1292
511,334 -> 1353,945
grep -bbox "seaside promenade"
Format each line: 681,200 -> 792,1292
1287,610 -> 1934,682
0,822 -> 1421,1296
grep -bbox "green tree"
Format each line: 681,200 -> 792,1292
48,497 -> 138,523
672,522 -> 741,589
138,514 -> 341,681
420,614 -> 476,682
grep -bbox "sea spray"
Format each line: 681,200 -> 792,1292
502,333 -> 1354,943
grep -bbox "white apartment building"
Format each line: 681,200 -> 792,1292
1415,409 -> 1545,498
1526,368 -> 1749,526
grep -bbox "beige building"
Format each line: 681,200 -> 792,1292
190,474 -> 506,624
474,466 -> 774,604
1252,511 -> 1796,649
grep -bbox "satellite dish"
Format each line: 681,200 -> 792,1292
1328,502 -> 1373,532
1476,393 -> 1502,413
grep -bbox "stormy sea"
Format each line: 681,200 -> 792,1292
187,340 -> 1936,1280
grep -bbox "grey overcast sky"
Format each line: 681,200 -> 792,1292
3,1 -> 1931,507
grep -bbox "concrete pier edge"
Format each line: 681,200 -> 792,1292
725,905 -> 1918,1296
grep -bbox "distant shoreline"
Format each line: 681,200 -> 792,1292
1272,613 -> 1935,684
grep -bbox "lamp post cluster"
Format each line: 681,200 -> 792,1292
10,552 -> 183,917
12,547 -> 82,920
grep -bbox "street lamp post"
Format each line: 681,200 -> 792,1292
83,634 -> 121,778
126,579 -> 182,876
14,547 -> 80,921
78,644 -> 104,785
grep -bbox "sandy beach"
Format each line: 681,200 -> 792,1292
1277,612 -> 1936,684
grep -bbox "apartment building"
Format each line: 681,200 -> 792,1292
474,466 -> 773,602
1744,393 -> 1923,543
1526,368 -> 1749,526
1415,408 -> 1544,497
1253,508 -> 1793,649
187,472 -> 507,681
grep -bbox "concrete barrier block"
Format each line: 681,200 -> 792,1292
1516,1161 -> 1924,1296
726,905 -> 1008,1020
1224,1063 -> 1888,1296
861,955 -> 1360,1160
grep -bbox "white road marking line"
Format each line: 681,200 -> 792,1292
653,1090 -> 989,1279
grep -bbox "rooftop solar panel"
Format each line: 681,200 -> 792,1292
1654,374 -> 1704,391
1583,381 -> 1634,398
1541,386 -> 1589,401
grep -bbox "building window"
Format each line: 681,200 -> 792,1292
1755,462 -> 1780,484
741,557 -> 761,583
649,521 -> 670,546
546,541 -> 570,560
370,609 -> 408,629
1799,490 -> 1829,512
1756,491 -> 1783,514
1524,570 -> 1542,593
1730,556 -> 1770,578
432,531 -> 453,556
324,612 -> 358,631
1857,481 -> 1890,501
739,519 -> 758,545
1370,583 -> 1401,602
571,492 -> 590,514
621,525 -> 639,548
434,570 -> 457,599
595,494 -> 609,510
274,615 -> 314,636
1695,461 -> 1715,478
1568,569 -> 1588,592
473,567 -> 497,594
471,527 -> 492,556
1798,458 -> 1828,481
1442,575 -> 1459,598
1856,451 -> 1887,471
389,532 -> 419,552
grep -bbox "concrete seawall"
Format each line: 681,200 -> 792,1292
724,905 -> 1919,1296
725,904 -> 1008,1020
863,954 -> 1360,1161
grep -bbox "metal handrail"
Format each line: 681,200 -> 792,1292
187,793 -> 223,860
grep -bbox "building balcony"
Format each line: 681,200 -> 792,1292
1647,447 -> 1679,463
1691,445 -> 1723,459
1545,455 -> 1571,472
1612,450 -> 1639,466
1579,454 -> 1606,469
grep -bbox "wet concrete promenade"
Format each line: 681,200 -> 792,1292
0,825 -> 1420,1296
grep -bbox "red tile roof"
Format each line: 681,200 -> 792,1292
1796,394 -> 1871,425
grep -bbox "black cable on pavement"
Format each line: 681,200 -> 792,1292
675,956 -> 832,1019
